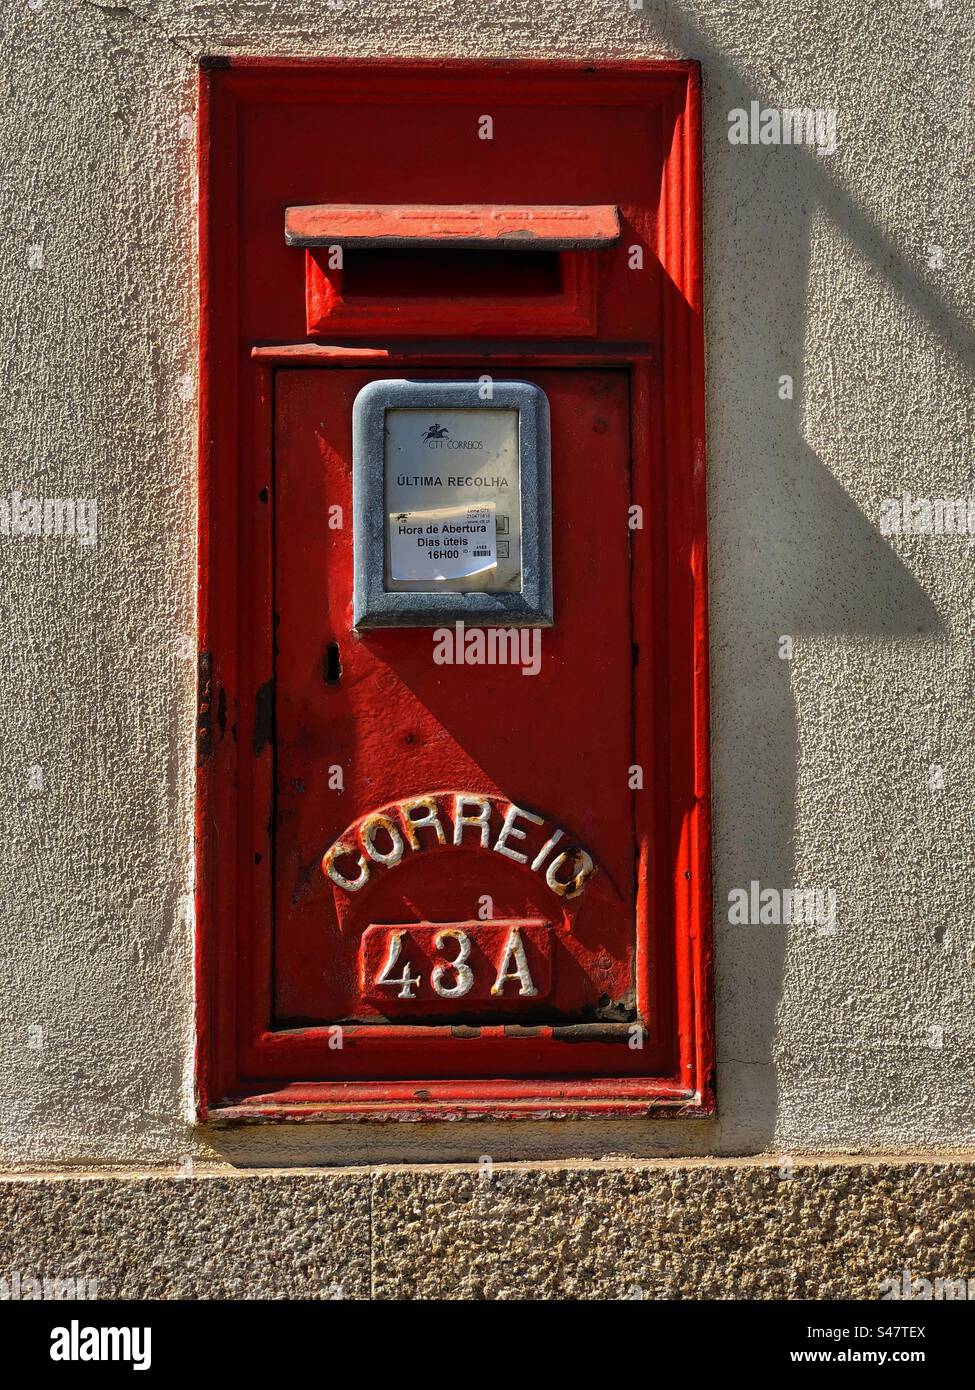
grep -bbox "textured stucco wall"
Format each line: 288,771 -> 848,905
0,0 -> 972,1176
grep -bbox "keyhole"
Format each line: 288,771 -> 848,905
324,642 -> 342,686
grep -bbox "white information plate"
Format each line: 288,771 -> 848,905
384,408 -> 521,593
389,501 -> 497,581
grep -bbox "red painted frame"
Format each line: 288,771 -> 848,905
196,58 -> 713,1122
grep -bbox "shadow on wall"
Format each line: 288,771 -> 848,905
209,16 -> 967,1166
665,4 -> 957,1157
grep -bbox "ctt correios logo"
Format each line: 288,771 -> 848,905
421,424 -> 483,450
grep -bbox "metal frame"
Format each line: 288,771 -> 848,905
352,378 -> 553,629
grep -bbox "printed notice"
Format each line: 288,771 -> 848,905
389,502 -> 497,581
383,407 -> 520,594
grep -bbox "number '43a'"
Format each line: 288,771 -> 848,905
376,926 -> 537,1000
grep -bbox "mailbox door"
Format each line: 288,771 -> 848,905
271,365 -> 658,1080
197,59 -> 712,1120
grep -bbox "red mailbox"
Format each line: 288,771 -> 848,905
197,59 -> 713,1121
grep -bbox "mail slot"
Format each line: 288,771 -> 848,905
197,59 -> 713,1121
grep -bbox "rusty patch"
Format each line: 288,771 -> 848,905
551,1023 -> 633,1043
197,652 -> 213,765
253,679 -> 274,756
593,994 -> 635,1023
